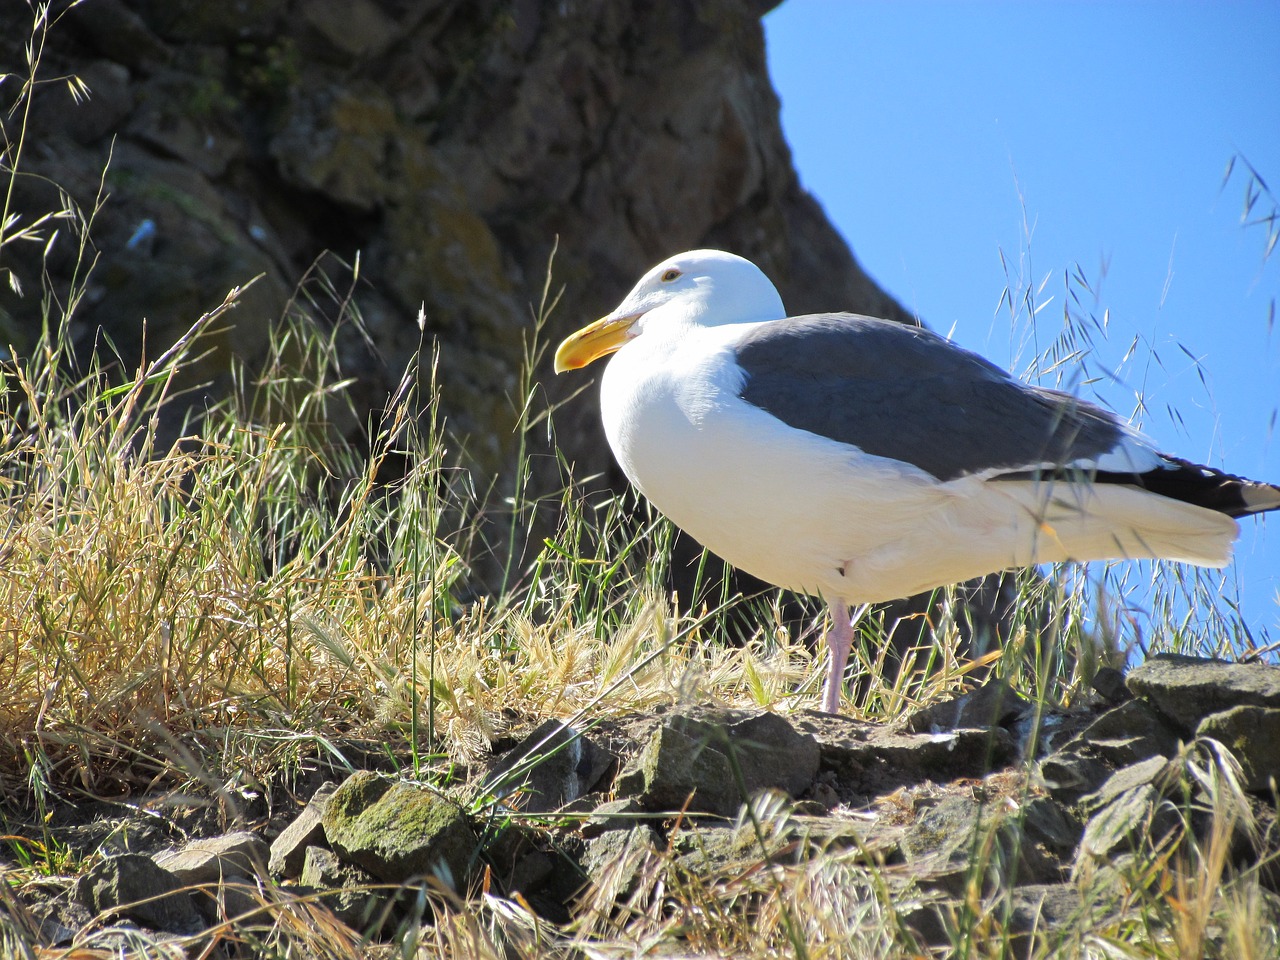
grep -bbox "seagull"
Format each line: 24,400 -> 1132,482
554,249 -> 1280,713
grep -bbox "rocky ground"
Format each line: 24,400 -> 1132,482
3,653 -> 1278,955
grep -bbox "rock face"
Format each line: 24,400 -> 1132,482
1,0 -> 910,486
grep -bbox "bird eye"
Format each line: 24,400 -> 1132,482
660,269 -> 681,282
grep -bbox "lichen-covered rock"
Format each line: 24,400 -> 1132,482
321,770 -> 478,889
1197,705 -> 1280,793
1127,654 -> 1280,732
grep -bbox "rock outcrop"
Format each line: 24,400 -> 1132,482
1,0 -> 910,485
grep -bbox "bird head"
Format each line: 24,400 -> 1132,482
554,250 -> 785,372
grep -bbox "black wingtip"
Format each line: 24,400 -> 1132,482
1097,456 -> 1280,519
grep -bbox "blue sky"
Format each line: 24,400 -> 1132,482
764,2 -> 1280,647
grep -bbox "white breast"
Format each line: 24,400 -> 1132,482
599,322 -> 947,600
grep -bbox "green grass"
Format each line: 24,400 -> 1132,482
2,4 -> 1278,958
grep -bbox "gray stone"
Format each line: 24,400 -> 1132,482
1039,698 -> 1179,804
1197,705 -> 1280,793
482,822 -> 573,899
1002,882 -> 1094,954
581,826 -> 660,901
897,794 -> 985,864
672,820 -> 791,874
73,854 -> 203,934
1081,755 -> 1172,813
896,790 -> 1075,897
153,830 -> 269,884
1075,699 -> 1180,766
1127,654 -> 1280,732
617,721 -> 737,816
1090,666 -> 1132,705
616,709 -> 820,817
300,845 -> 392,933
867,728 -> 1015,778
784,814 -> 908,863
321,771 -> 478,889
1075,757 -> 1180,872
192,878 -> 261,924
803,711 -> 1015,796
270,782 -> 338,878
66,0 -> 171,68
581,797 -> 649,839
507,849 -> 556,896
672,710 -> 822,799
1077,787 -> 1163,869
1014,710 -> 1076,758
126,68 -> 244,178
1038,746 -> 1114,804
483,719 -> 614,812
896,897 -> 953,949
30,60 -> 135,146
904,882 -> 1095,954
1021,796 -> 1083,857
25,895 -> 91,949
904,678 -> 1030,733
298,0 -> 398,61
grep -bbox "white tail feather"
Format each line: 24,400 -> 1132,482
996,481 -> 1239,568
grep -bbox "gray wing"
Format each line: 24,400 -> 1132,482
734,314 -> 1125,482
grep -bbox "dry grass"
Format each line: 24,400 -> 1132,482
0,295 -> 828,798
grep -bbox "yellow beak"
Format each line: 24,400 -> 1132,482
553,314 -> 639,373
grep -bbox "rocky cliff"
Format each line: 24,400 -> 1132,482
2,0 -> 910,480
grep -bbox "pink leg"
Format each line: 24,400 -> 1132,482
822,599 -> 853,713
